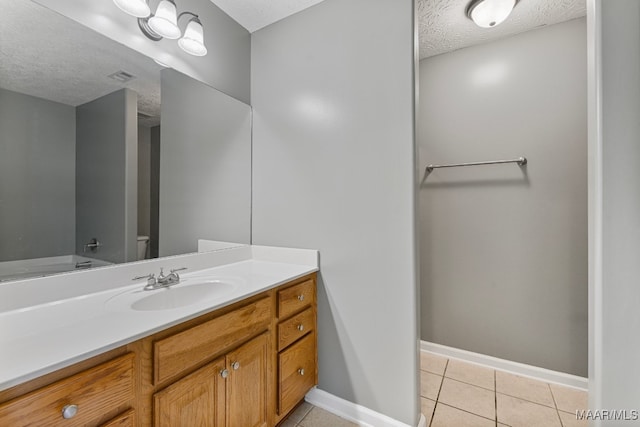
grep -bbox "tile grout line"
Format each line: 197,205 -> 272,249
548,383 -> 565,427
443,375 -> 496,393
442,358 -> 498,393
290,402 -> 314,427
494,370 -> 498,427
431,359 -> 507,425
436,402 -> 497,424
433,357 -> 575,426
437,358 -> 449,401
494,390 -> 561,410
428,357 -> 578,427
549,383 -> 559,410
430,358 -> 449,427
443,373 -> 495,392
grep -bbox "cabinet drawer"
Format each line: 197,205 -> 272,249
278,307 -> 314,351
278,332 -> 316,415
154,296 -> 272,384
278,279 -> 315,319
102,409 -> 135,427
0,353 -> 134,427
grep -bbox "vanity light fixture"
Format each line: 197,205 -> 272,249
466,0 -> 517,28
113,0 -> 208,56
146,0 -> 181,39
177,16 -> 208,56
113,0 -> 151,18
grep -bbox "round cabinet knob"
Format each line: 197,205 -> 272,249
297,294 -> 305,301
220,368 -> 229,379
61,404 -> 78,419
297,324 -> 304,332
298,368 -> 305,376
231,361 -> 240,371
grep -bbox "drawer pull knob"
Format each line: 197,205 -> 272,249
298,368 -> 305,376
297,324 -> 304,332
61,404 -> 78,419
220,368 -> 229,379
297,294 -> 305,301
232,361 -> 240,370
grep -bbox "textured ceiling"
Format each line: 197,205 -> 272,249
210,0 -> 327,33
0,0 -> 161,126
1,0 -> 587,116
418,0 -> 586,59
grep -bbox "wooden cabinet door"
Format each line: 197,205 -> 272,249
101,409 -> 135,427
226,333 -> 269,427
154,358 -> 226,427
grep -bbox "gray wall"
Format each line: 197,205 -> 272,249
418,19 -> 587,376
76,89 -> 138,263
34,0 -> 251,104
159,69 -> 251,257
596,0 -> 640,416
138,124 -> 151,239
0,88 -> 76,261
251,0 -> 419,424
150,126 -> 160,259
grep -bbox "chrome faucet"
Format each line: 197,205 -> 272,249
157,267 -> 187,287
132,273 -> 158,290
134,268 -> 187,291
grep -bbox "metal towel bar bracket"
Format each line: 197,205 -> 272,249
426,156 -> 527,173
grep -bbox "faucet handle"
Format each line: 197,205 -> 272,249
170,267 -> 187,280
133,273 -> 156,286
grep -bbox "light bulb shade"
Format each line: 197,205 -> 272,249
467,0 -> 516,28
149,0 -> 181,39
178,18 -> 207,56
113,0 -> 150,18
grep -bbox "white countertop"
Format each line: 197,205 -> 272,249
0,245 -> 318,391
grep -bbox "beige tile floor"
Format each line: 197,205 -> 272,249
280,353 -> 588,427
420,352 -> 589,427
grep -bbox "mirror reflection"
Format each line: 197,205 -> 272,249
0,1 -> 251,282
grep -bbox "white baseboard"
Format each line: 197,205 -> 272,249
305,387 -> 423,427
421,341 -> 588,391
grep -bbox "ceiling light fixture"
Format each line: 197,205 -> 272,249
113,0 -> 207,56
466,0 -> 517,28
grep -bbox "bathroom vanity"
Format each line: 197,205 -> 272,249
0,245 -> 318,426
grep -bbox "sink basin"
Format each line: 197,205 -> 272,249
106,278 -> 240,312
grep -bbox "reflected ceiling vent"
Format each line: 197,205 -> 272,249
107,70 -> 136,83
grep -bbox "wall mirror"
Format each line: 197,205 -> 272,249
0,0 -> 251,282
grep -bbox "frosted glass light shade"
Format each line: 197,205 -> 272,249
468,0 -> 516,28
149,0 -> 181,39
113,0 -> 150,18
178,18 -> 207,56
